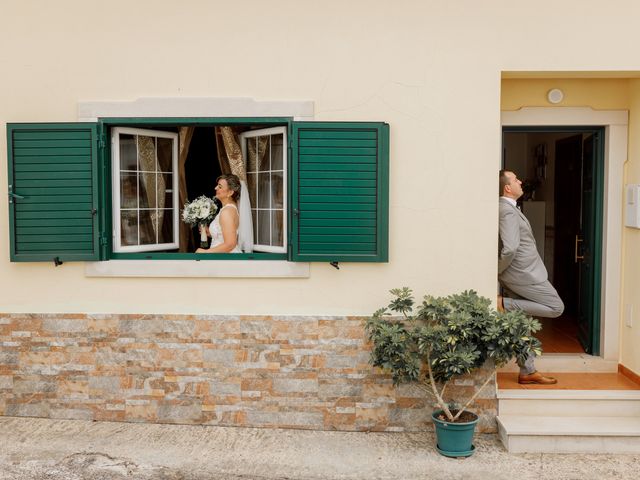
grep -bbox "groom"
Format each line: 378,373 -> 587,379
498,170 -> 564,385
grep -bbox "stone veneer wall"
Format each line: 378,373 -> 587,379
0,313 -> 497,432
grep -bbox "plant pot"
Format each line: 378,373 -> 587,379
431,410 -> 479,457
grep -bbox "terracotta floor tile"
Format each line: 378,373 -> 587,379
497,372 -> 640,390
535,315 -> 584,354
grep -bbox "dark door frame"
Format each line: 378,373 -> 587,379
501,126 -> 605,355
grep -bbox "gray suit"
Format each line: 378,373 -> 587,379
498,197 -> 564,319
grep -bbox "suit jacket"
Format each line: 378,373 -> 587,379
498,197 -> 548,286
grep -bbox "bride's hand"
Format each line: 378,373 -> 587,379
198,225 -> 211,237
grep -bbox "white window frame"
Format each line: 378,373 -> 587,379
239,126 -> 288,254
111,126 -> 179,253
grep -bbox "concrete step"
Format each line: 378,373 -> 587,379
498,389 -> 640,417
498,354 -> 618,373
497,415 -> 640,454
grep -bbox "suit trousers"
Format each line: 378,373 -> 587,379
500,280 -> 564,319
500,280 -> 564,375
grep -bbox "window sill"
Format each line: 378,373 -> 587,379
85,260 -> 310,278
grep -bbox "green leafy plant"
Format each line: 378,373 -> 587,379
366,288 -> 542,422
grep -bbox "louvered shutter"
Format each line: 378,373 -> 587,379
289,122 -> 389,262
7,123 -> 103,262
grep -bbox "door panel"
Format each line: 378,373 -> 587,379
577,134 -> 597,353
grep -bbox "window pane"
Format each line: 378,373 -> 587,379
271,134 -> 283,170
119,134 -> 137,171
160,173 -> 171,209
137,135 -> 156,172
120,172 -> 137,208
258,173 -> 271,208
120,210 -> 138,246
138,172 -> 155,209
252,209 -> 258,244
139,210 -> 156,245
247,172 -> 257,206
272,171 -> 283,209
158,209 -> 173,244
262,136 -> 271,171
258,210 -> 270,245
247,138 -> 258,172
157,137 -> 172,172
271,209 -> 283,247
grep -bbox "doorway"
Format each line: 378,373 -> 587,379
502,127 -> 604,355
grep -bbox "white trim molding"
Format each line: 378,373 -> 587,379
501,107 -> 628,363
78,97 -> 315,122
85,260 -> 310,278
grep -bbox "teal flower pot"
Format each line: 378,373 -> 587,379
431,410 -> 479,457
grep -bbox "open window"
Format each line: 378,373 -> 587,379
111,127 -> 179,252
239,126 -> 287,253
6,119 -> 389,265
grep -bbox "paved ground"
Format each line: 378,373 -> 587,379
0,417 -> 639,480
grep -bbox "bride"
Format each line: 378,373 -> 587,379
196,174 -> 242,253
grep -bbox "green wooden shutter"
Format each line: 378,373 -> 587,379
290,122 -> 389,262
7,123 -> 103,262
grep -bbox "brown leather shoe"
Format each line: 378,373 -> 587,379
518,371 -> 558,385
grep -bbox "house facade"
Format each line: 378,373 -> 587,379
2,1 -> 640,441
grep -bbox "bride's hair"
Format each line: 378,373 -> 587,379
218,174 -> 241,202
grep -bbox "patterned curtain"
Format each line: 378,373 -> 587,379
178,127 -> 195,252
137,136 -> 165,243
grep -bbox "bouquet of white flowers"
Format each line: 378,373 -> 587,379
181,195 -> 218,248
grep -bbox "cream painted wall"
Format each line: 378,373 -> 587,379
2,1 -> 640,323
621,80 -> 640,375
501,79 -> 630,110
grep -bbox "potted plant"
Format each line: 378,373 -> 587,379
366,288 -> 541,457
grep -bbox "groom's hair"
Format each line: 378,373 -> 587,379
499,169 -> 512,196
218,174 -> 241,201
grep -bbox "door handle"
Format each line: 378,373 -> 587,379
575,235 -> 584,263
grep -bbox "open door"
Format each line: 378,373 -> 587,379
553,132 -> 602,354
576,133 -> 602,354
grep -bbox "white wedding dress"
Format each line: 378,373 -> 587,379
209,204 -> 242,253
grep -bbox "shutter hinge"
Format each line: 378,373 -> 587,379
97,134 -> 106,149
99,235 -> 108,246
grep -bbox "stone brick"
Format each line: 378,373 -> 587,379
0,376 -> 13,389
50,408 -> 93,420
13,378 -> 57,394
42,319 -> 87,333
273,378 -> 318,394
5,402 -> 50,417
88,376 -> 120,392
325,355 -> 359,369
158,403 -> 202,422
161,320 -> 195,336
246,410 -> 324,428
389,407 -> 432,428
240,320 -> 271,337
95,349 -> 127,366
319,382 -> 362,399
203,349 -> 236,364
119,319 -> 164,334
0,352 -> 18,365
